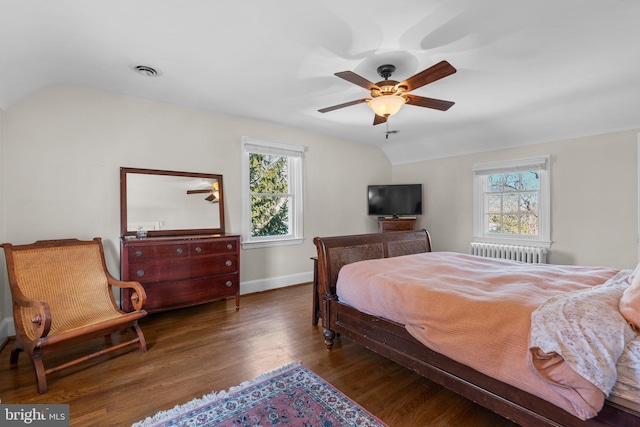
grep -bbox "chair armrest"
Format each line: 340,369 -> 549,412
108,277 -> 147,311
12,290 -> 52,339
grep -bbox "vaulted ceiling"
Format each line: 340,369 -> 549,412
2,0 -> 639,164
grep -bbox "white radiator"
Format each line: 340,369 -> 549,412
470,242 -> 547,264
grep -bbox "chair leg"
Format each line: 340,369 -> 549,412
10,345 -> 22,367
27,350 -> 48,394
34,362 -> 48,394
132,323 -> 147,352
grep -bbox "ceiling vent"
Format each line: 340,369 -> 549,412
131,65 -> 161,77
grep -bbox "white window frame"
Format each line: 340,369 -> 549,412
472,155 -> 551,248
241,136 -> 305,249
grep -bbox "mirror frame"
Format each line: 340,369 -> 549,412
120,167 -> 225,237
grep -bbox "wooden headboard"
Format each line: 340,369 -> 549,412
313,229 -> 432,296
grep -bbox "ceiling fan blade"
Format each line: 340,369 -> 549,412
404,95 -> 455,111
187,189 -> 212,194
318,98 -> 369,113
373,114 -> 387,126
399,61 -> 457,92
334,71 -> 379,91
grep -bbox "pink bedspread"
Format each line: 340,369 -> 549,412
336,252 -> 619,420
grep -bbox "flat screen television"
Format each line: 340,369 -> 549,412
367,184 -> 422,217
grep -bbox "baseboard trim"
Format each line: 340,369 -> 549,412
240,271 -> 313,295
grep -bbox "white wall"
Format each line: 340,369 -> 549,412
0,85 -> 391,327
0,106 -> 7,340
393,129 -> 639,269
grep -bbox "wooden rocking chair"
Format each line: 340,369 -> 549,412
2,237 -> 148,393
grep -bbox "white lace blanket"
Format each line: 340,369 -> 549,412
611,335 -> 640,404
530,271 -> 637,395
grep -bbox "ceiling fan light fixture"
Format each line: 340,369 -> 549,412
368,95 -> 406,117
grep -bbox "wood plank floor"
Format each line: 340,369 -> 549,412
0,283 -> 518,426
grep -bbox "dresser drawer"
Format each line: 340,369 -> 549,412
381,222 -> 413,231
130,254 -> 238,283
135,274 -> 239,312
378,218 -> 416,233
127,242 -> 189,263
189,239 -> 238,256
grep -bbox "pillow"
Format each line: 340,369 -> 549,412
628,262 -> 640,284
620,269 -> 640,332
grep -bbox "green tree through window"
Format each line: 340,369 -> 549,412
249,153 -> 290,237
242,137 -> 304,248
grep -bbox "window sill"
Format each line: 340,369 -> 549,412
473,236 -> 552,249
241,237 -> 305,250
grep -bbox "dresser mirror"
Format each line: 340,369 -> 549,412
120,167 -> 225,237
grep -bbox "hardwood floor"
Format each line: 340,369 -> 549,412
0,283 -> 518,426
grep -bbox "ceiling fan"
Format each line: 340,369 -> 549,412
318,60 -> 456,125
186,181 -> 219,203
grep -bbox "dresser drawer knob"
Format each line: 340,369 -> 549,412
226,244 -> 233,250
195,246 -> 202,253
225,260 -> 233,267
176,248 -> 183,254
225,281 -> 233,288
136,269 -> 145,277
135,250 -> 143,257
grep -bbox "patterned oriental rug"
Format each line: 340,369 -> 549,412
132,362 -> 388,427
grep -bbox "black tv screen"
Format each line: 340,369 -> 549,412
367,184 -> 422,217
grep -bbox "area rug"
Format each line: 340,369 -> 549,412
132,362 -> 388,427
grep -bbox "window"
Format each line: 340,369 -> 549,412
473,156 -> 550,247
241,137 -> 304,248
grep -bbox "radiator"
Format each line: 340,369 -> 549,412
470,242 -> 547,264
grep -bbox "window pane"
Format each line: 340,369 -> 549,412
520,214 -> 539,235
488,213 -> 501,233
487,194 -> 502,213
249,153 -> 289,194
520,193 -> 538,214
487,174 -> 502,192
251,195 -> 290,237
521,171 -> 539,191
502,194 -> 519,212
501,214 -> 519,234
503,173 -> 520,191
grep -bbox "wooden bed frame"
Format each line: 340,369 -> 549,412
313,229 -> 640,427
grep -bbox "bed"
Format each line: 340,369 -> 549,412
313,229 -> 640,427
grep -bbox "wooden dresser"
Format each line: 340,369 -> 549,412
377,217 -> 416,233
121,234 -> 240,312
